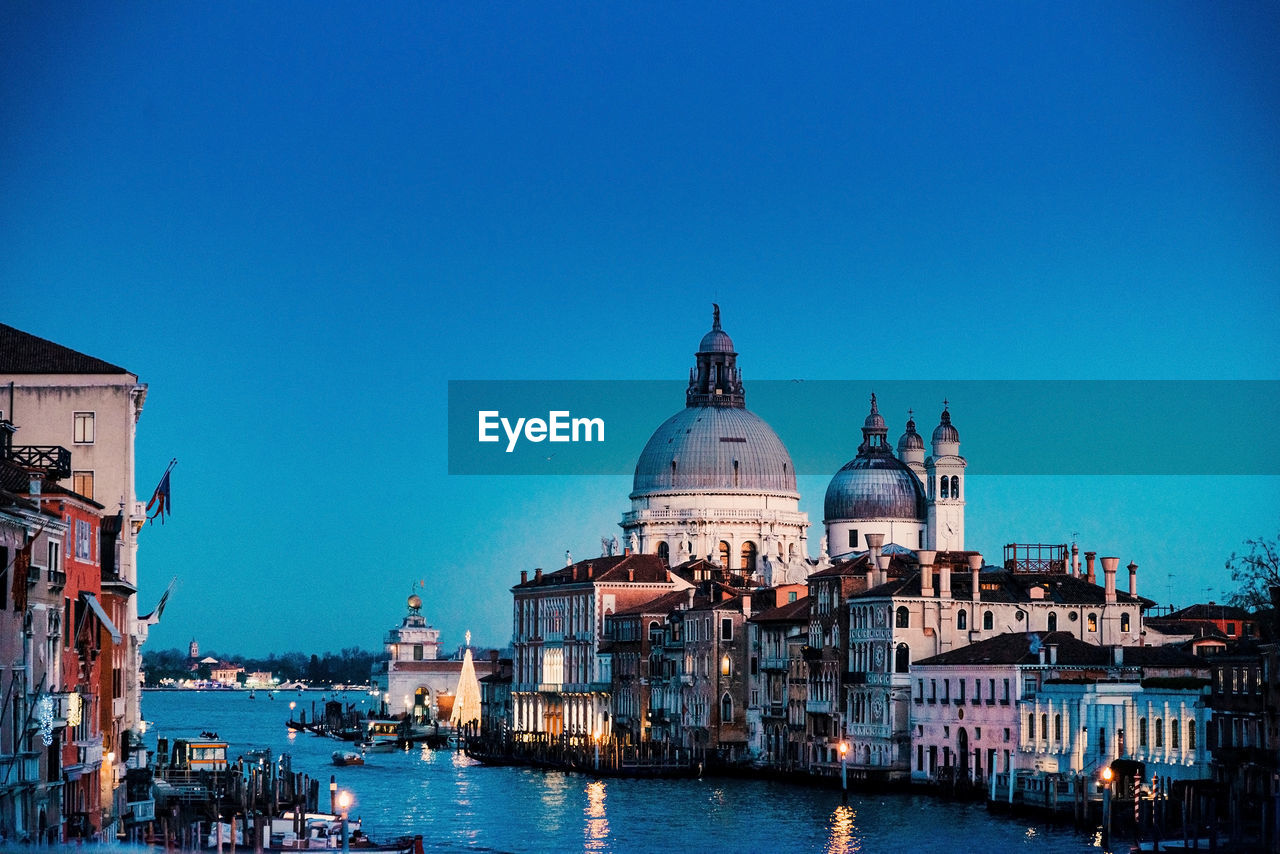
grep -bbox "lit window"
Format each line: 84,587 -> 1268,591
73,412 -> 94,444
895,607 -> 909,628
72,471 -> 94,500
1087,613 -> 1098,632
1121,613 -> 1130,633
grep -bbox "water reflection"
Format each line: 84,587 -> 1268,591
826,804 -> 859,854
583,780 -> 609,851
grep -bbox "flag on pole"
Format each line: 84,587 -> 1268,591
147,459 -> 176,525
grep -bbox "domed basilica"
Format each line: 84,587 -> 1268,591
620,306 -> 966,582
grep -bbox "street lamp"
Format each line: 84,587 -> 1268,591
839,742 -> 849,801
1100,766 -> 1114,851
337,790 -> 352,854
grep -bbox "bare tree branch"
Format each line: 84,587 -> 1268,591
1226,534 -> 1280,612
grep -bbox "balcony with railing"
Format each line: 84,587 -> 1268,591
805,698 -> 835,715
9,445 -> 72,479
620,507 -> 808,526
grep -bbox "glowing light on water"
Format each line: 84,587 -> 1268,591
825,804 -> 859,854
583,780 -> 609,851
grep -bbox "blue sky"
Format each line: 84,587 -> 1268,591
2,2 -> 1277,656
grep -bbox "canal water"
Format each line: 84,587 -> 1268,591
142,690 -> 1099,853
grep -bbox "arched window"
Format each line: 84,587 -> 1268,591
656,541 -> 669,563
1054,714 -> 1062,742
1087,613 -> 1098,632
1047,612 -> 1057,632
957,609 -> 968,630
741,541 -> 758,574
1171,719 -> 1180,749
1139,718 -> 1148,747
721,692 -> 733,723
1027,713 -> 1035,739
1155,718 -> 1163,748
718,541 -> 730,567
895,606 -> 910,628
982,611 -> 994,631
1187,720 -> 1196,750
895,644 -> 910,674
1041,714 -> 1048,741
940,477 -> 949,499
1120,613 -> 1130,633
950,476 -> 959,499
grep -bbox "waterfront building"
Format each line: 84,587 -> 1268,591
0,324 -> 151,742
746,589 -> 808,766
1205,636 -> 1279,816
601,588 -> 691,746
803,545 -> 902,775
619,307 -> 810,584
478,658 -> 513,742
911,632 -> 1211,796
511,554 -> 688,739
843,545 -> 1147,781
372,594 -> 494,724
0,452 -> 69,843
674,588 -> 755,760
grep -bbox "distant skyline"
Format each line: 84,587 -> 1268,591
2,3 -> 1277,655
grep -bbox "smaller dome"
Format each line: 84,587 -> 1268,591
699,328 -> 735,353
932,407 -> 959,444
864,408 -> 886,431
897,415 -> 924,452
408,593 -> 422,611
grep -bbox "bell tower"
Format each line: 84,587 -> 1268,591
925,402 -> 966,551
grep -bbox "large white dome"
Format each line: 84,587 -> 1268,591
631,405 -> 798,498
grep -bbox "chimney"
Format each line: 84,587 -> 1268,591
1101,557 -> 1119,604
489,649 -> 499,664
1085,551 -> 1097,584
572,565 -> 579,581
1038,645 -> 1047,665
587,564 -> 594,579
865,533 -> 885,586
624,547 -> 631,556
534,568 -> 543,583
918,550 -> 936,597
877,553 -> 892,588
1071,542 -> 1079,577
28,476 -> 41,506
627,567 -> 634,582
968,554 -> 983,602
939,557 -> 952,601
1047,643 -> 1058,664
687,588 -> 695,607
742,593 -> 752,616
1127,562 -> 1137,597
520,570 -> 528,585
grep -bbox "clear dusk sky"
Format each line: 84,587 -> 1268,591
3,3 -> 1278,657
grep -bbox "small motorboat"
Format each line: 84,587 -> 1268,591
332,750 -> 365,766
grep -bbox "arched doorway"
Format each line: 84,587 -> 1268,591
957,728 -> 970,780
413,687 -> 432,723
